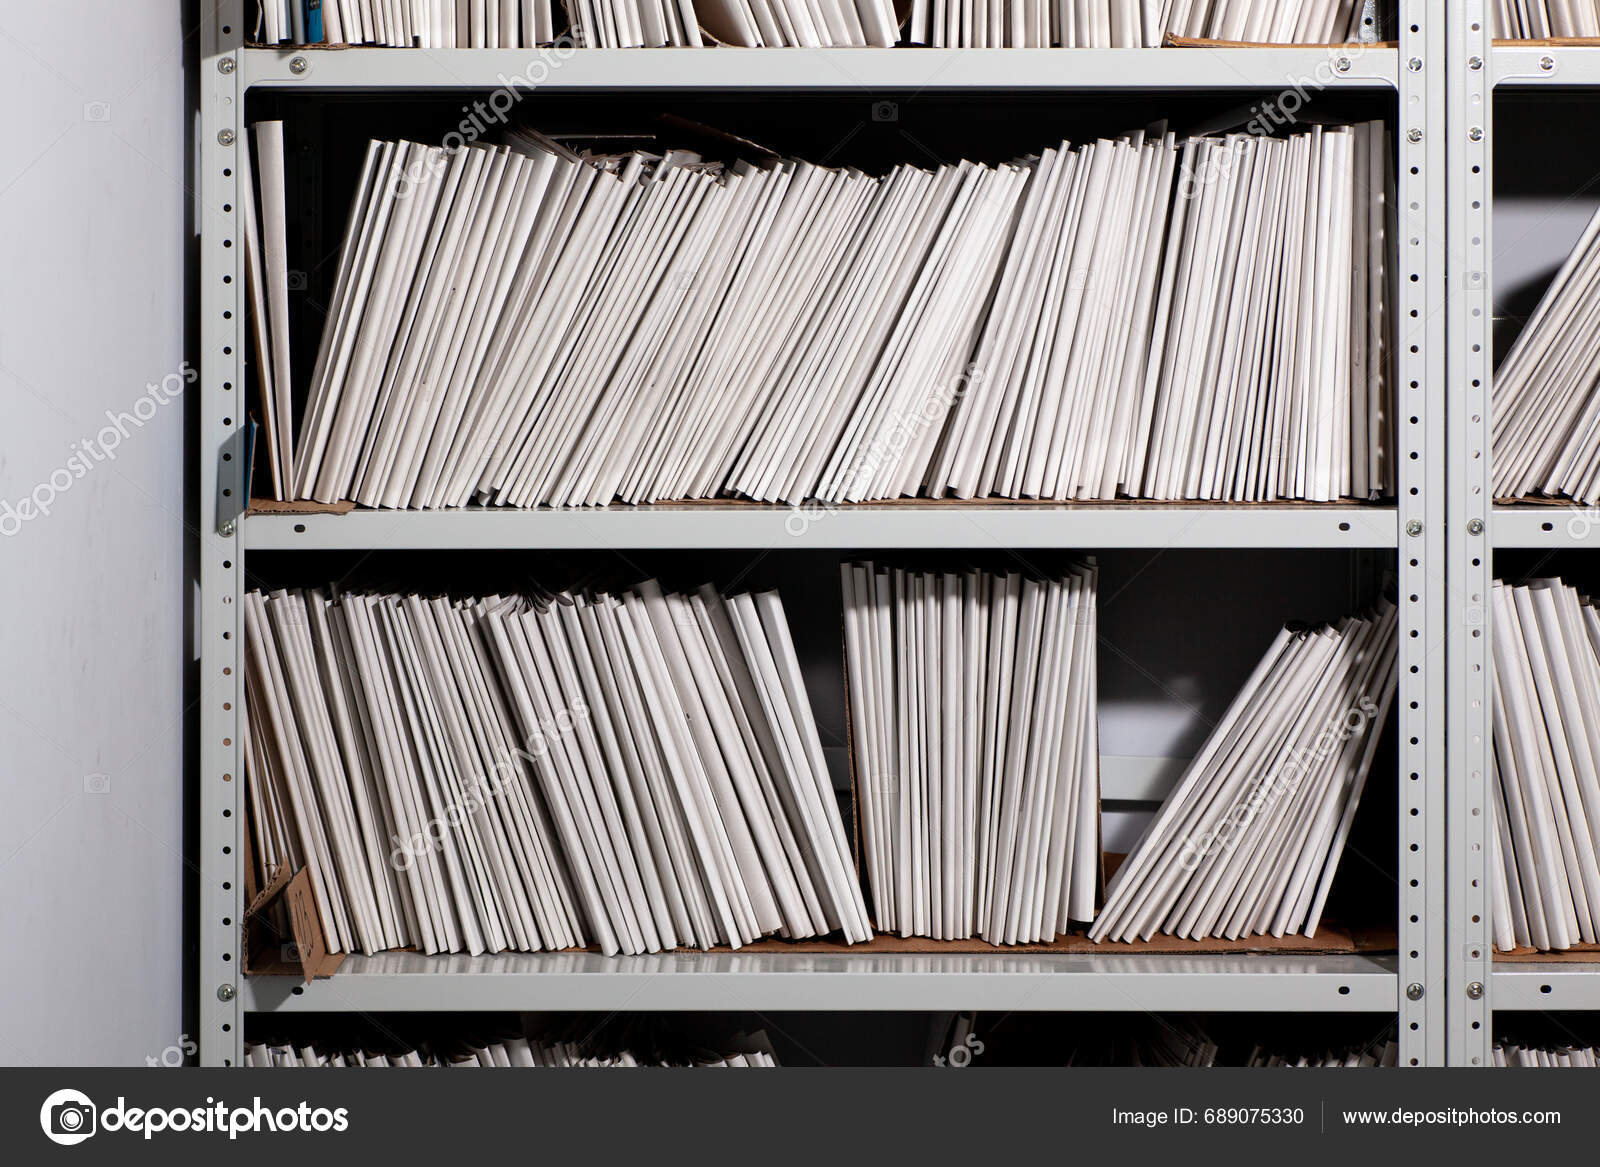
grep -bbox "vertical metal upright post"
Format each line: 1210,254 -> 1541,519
1392,0 -> 1449,1067
200,0 -> 247,1067
1447,2 -> 1494,1067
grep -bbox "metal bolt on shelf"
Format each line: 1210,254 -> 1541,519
289,56 -> 309,75
1468,56 -> 1483,70
1408,128 -> 1423,143
1466,518 -> 1484,536
1466,982 -> 1484,1001
1468,127 -> 1484,142
217,57 -> 235,74
1407,519 -> 1425,537
1407,983 -> 1425,1001
217,984 -> 235,1003
1336,57 -> 1352,73
1541,55 -> 1556,72
1408,57 -> 1423,72
217,128 -> 235,146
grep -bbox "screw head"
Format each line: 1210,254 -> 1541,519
1468,56 -> 1483,71
1469,127 -> 1485,142
217,128 -> 235,146
1407,128 -> 1423,144
216,983 -> 236,1002
1541,55 -> 1556,72
1335,57 -> 1351,73
289,55 -> 309,75
1466,981 -> 1485,1000
219,518 -> 236,538
1406,982 -> 1424,1001
1408,57 -> 1423,73
1467,518 -> 1485,536
217,57 -> 235,74
1406,519 -> 1424,537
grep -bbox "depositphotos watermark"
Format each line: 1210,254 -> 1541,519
39,1088 -> 349,1145
389,701 -> 589,872
1177,693 -> 1383,871
391,39 -> 579,198
785,363 -> 984,536
145,1034 -> 197,1069
1,361 -> 196,537
1177,43 -> 1378,200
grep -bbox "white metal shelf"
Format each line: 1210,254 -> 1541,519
239,45 -> 1400,92
1492,505 -> 1600,548
243,951 -> 1399,1014
1493,965 -> 1600,1011
1494,44 -> 1600,87
242,505 -> 1400,551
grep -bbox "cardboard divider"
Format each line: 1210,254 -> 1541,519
243,857 -> 346,982
661,920 -> 1391,955
1166,34 -> 1395,48
1494,37 -> 1600,46
249,497 -> 357,516
1494,943 -> 1600,964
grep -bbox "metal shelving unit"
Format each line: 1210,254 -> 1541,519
200,2 -> 1445,1066
1451,12 -> 1600,1065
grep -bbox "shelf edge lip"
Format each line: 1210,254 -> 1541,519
241,955 -> 1400,1015
1491,505 -> 1600,548
1493,44 -> 1600,88
1491,964 -> 1600,1011
240,506 -> 1400,551
236,46 -> 1400,93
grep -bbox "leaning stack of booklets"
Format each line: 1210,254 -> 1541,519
1492,202 -> 1600,504
841,563 -> 1099,944
259,120 -> 1390,508
1493,1040 -> 1600,1068
1090,599 -> 1397,943
254,1 -> 561,46
243,581 -> 872,957
911,0 -> 1383,47
1489,577 -> 1600,953
1245,1041 -> 1399,1067
245,1028 -> 779,1066
1494,2 -> 1600,38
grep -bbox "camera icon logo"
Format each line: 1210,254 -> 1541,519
40,1088 -> 97,1146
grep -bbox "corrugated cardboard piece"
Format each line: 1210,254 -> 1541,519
248,497 -> 357,515
244,864 -> 346,983
1494,943 -> 1600,964
1167,34 -> 1396,48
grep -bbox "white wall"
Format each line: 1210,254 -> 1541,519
0,2 -> 187,1065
